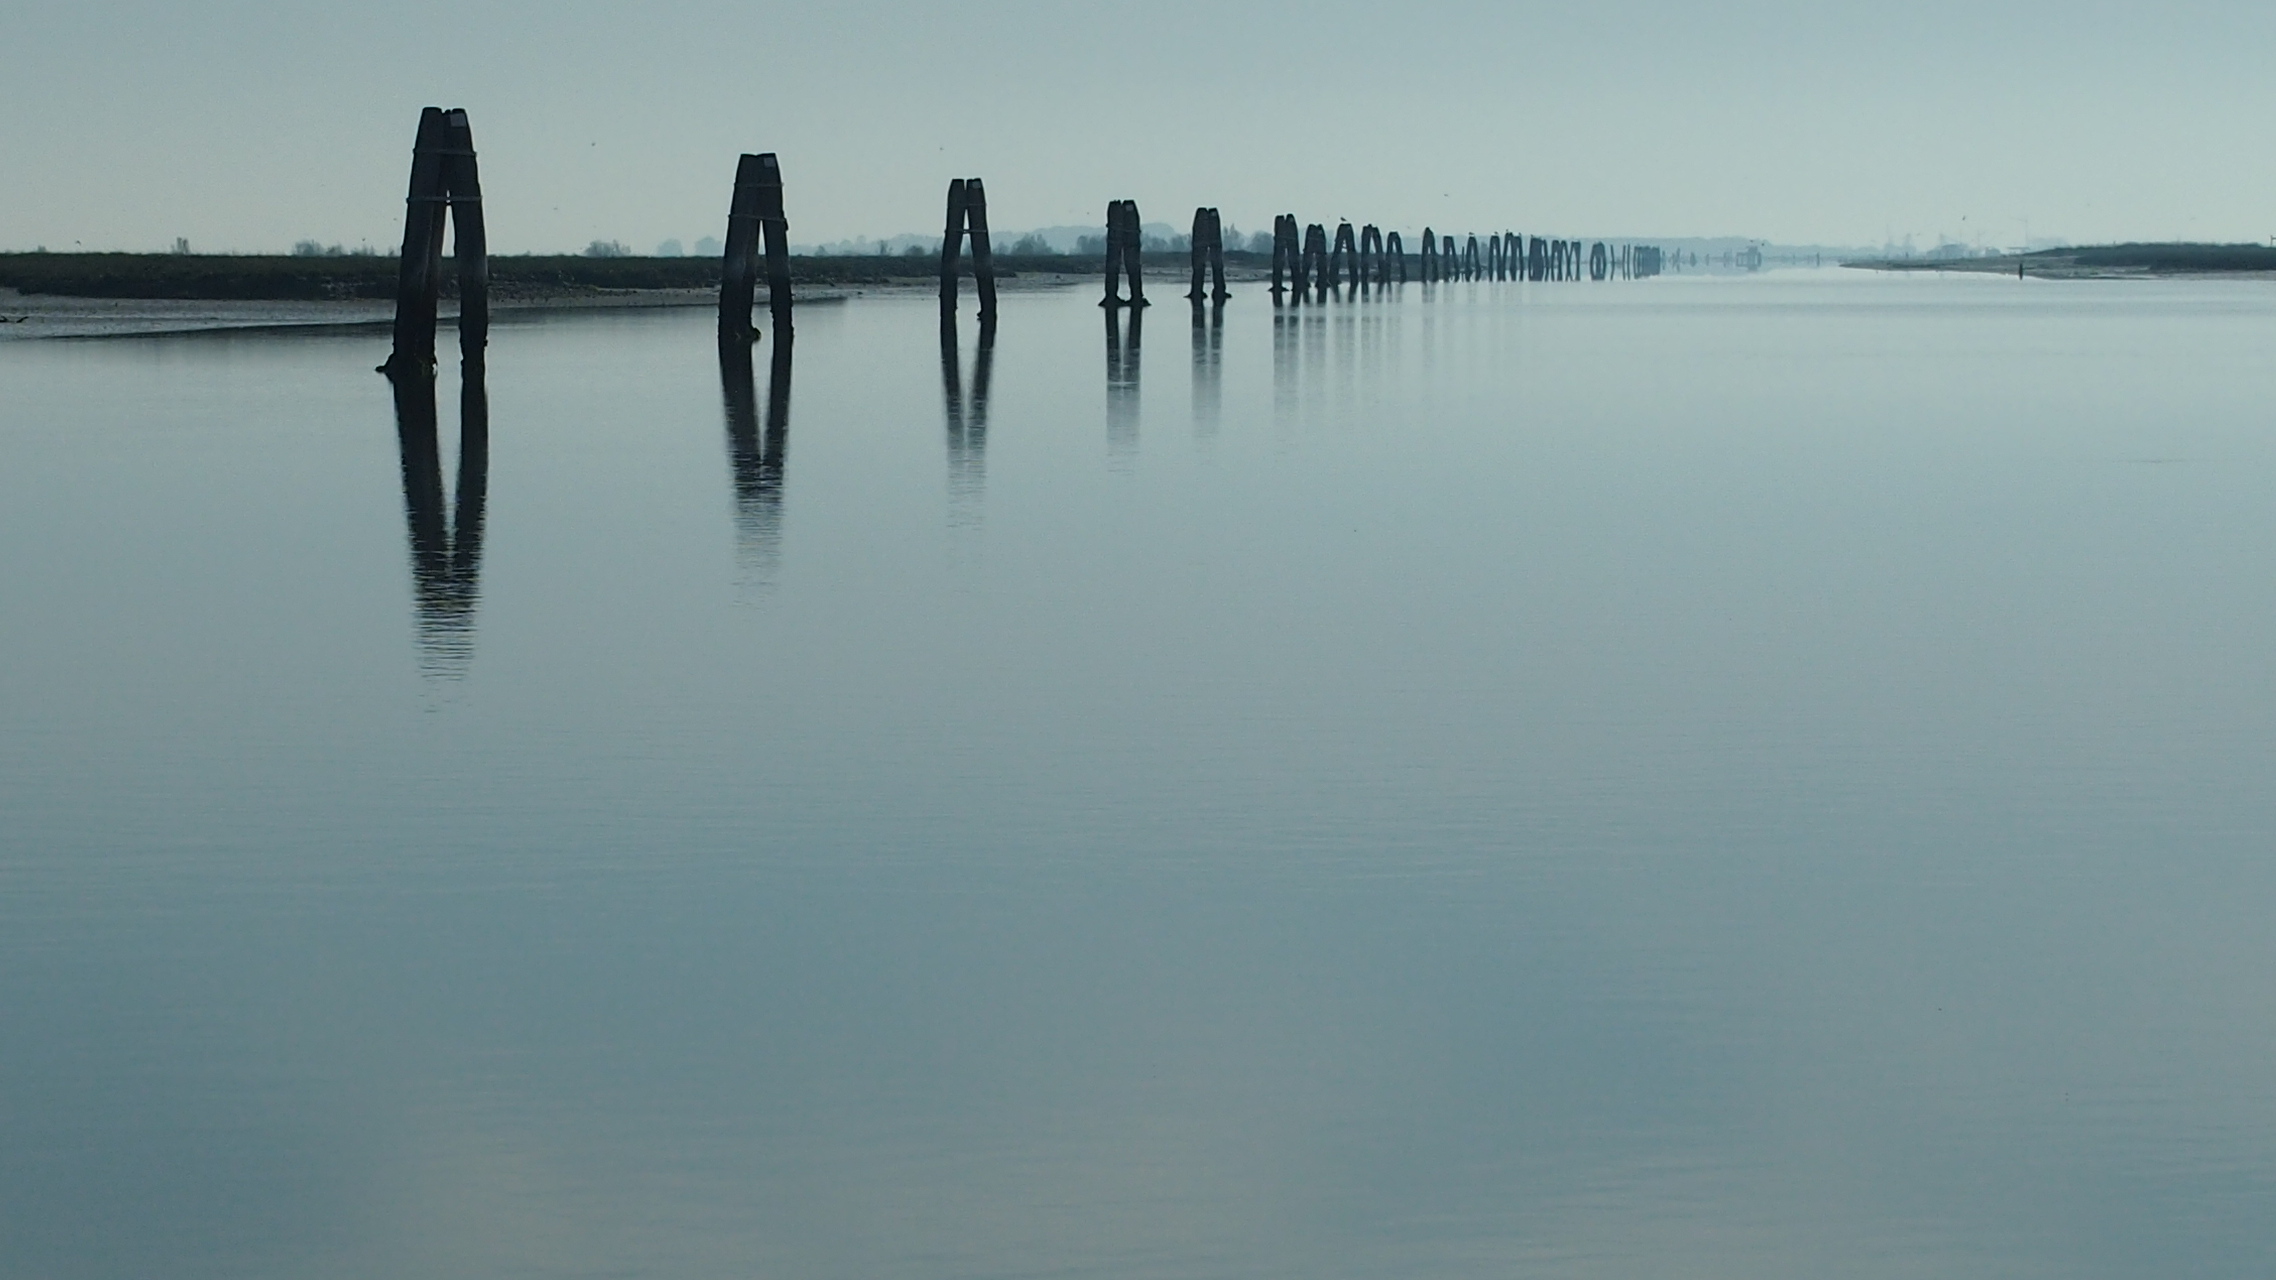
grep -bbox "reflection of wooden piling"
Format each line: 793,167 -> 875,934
722,331 -> 793,574
390,355 -> 489,671
1105,304 -> 1141,453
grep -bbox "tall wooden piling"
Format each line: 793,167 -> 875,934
964,178 -> 997,324
719,153 -> 769,344
437,110 -> 488,364
1206,208 -> 1230,300
1271,214 -> 1296,299
1329,222 -> 1357,290
1300,224 -> 1328,297
1188,207 -> 1210,300
1387,232 -> 1406,283
1101,199 -> 1127,307
941,179 -> 970,316
938,177 -> 995,322
386,109 -> 451,375
1122,201 -> 1149,307
1421,228 -> 1438,282
1360,225 -> 1383,286
1465,235 -> 1481,280
754,155 -> 792,329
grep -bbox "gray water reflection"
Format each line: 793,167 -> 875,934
6,276 -> 2276,1279
941,318 -> 993,520
720,332 -> 792,582
1105,304 -> 1140,461
1190,301 -> 1222,441
390,367 -> 488,676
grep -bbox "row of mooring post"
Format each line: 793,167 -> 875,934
383,107 -> 488,377
940,178 -> 999,325
381,108 -> 1678,368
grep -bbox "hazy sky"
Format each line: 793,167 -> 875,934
5,0 -> 2273,254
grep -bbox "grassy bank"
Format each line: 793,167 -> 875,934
0,250 -> 1268,301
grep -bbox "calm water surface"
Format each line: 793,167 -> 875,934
5,272 -> 2276,1278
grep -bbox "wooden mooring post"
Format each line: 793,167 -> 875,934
939,177 -> 997,323
1270,215 -> 1297,300
1329,222 -> 1358,291
1420,229 -> 1439,282
1359,225 -> 1383,287
1188,207 -> 1211,301
385,107 -> 488,376
1101,200 -> 1149,308
1206,208 -> 1229,300
1300,223 -> 1328,298
1187,207 -> 1229,302
1386,231 -> 1406,282
720,152 -> 790,344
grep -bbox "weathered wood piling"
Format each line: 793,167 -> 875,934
966,179 -> 998,322
1387,232 -> 1406,282
1186,207 -> 1230,302
939,177 -> 997,323
1329,222 -> 1358,291
1421,229 -> 1438,282
1301,223 -> 1328,297
1101,200 -> 1148,307
720,152 -> 790,344
1270,214 -> 1296,299
385,107 -> 488,376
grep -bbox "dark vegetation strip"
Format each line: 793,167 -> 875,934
2042,243 -> 2276,271
0,252 -> 1268,301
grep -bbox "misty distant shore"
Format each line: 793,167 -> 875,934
1843,242 -> 2276,278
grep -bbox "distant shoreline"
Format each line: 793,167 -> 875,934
0,250 -> 1268,303
0,251 -> 1280,339
1843,242 -> 2276,279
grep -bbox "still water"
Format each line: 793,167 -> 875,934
5,272 -> 2276,1278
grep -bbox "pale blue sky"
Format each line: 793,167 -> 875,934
4,0 -> 2271,253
